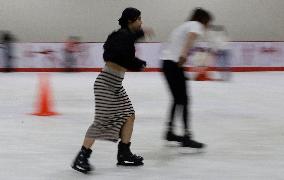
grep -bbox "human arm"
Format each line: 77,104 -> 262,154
177,32 -> 199,67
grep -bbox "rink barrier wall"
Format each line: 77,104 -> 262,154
0,42 -> 284,72
1,67 -> 284,72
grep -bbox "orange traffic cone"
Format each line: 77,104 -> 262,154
194,67 -> 213,81
31,73 -> 59,116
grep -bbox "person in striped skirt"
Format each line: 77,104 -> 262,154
72,7 -> 153,173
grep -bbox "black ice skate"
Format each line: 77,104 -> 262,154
165,131 -> 184,142
117,141 -> 144,166
72,146 -> 94,174
181,135 -> 205,149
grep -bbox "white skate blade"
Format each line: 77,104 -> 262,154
72,165 -> 94,174
178,146 -> 206,154
164,141 -> 180,147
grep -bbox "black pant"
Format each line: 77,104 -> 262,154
162,60 -> 190,133
4,54 -> 13,72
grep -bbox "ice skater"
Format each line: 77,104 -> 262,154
208,25 -> 232,81
1,31 -> 15,72
160,8 -> 212,148
71,7 -> 153,173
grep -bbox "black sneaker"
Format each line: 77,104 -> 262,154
181,136 -> 205,149
165,131 -> 184,142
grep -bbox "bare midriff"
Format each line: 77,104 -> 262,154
105,61 -> 127,73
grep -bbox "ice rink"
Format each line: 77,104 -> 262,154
0,72 -> 283,180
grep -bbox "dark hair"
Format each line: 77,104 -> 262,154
118,7 -> 141,28
189,8 -> 212,25
2,31 -> 14,42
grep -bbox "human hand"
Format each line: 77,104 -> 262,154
177,56 -> 187,67
142,27 -> 155,38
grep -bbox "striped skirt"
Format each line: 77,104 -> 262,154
85,66 -> 135,142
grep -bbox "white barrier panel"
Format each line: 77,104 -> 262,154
0,42 -> 283,68
230,42 -> 284,67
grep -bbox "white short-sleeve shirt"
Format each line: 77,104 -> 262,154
160,21 -> 205,62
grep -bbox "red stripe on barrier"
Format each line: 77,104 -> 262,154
0,67 -> 284,72
229,67 -> 284,72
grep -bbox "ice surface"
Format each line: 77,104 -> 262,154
0,72 -> 283,180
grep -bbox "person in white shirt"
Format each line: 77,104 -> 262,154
161,8 -> 212,148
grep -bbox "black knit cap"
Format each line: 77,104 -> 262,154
118,7 -> 141,28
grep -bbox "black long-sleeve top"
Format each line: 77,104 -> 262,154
103,28 -> 146,71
